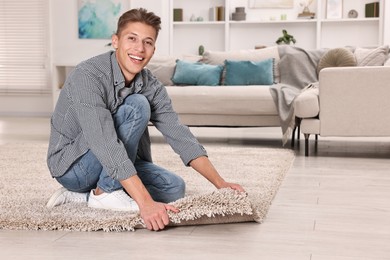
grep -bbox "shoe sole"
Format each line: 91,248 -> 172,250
88,200 -> 139,212
46,187 -> 67,208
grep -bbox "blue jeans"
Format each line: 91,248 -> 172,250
55,94 -> 185,203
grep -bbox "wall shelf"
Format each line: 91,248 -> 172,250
169,0 -> 385,55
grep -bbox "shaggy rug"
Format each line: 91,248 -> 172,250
0,142 -> 295,232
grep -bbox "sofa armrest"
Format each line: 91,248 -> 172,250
319,66 -> 390,136
294,87 -> 319,118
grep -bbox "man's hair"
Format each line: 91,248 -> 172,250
116,8 -> 161,38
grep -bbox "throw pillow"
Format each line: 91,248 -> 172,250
317,48 -> 357,74
354,45 -> 389,66
171,60 -> 223,86
147,55 -> 202,86
224,59 -> 274,86
202,46 -> 280,83
146,56 -> 177,86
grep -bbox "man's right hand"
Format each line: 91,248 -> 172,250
139,201 -> 179,231
120,175 -> 180,231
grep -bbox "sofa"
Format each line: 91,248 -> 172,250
294,46 -> 390,156
147,46 -> 282,128
147,45 -> 390,147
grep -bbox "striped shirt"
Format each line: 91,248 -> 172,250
47,51 -> 207,181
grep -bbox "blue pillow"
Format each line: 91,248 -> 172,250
224,59 -> 274,85
172,60 -> 223,86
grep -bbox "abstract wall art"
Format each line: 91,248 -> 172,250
78,0 -> 128,39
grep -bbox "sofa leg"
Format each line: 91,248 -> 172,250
291,127 -> 296,148
304,134 -> 310,157
291,117 -> 302,148
297,124 -> 300,140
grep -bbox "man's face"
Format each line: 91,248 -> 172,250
112,22 -> 156,84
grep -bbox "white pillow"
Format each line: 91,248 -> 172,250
354,45 -> 389,66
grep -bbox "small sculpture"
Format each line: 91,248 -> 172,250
300,0 -> 314,14
298,0 -> 315,19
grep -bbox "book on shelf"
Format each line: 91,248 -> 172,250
209,6 -> 225,21
173,8 -> 183,21
365,2 -> 379,18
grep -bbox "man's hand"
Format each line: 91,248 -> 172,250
217,181 -> 245,193
120,175 -> 180,231
139,201 -> 179,231
189,156 -> 246,193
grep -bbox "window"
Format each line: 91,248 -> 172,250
0,0 -> 50,94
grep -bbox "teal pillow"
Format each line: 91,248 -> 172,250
224,59 -> 274,85
172,60 -> 223,86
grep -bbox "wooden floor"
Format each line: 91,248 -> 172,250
1,117 -> 390,260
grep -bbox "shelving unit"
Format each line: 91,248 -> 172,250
169,0 -> 384,55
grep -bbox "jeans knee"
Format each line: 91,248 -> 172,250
118,94 -> 151,125
177,177 -> 186,195
169,176 -> 186,202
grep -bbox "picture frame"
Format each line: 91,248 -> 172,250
249,0 -> 294,9
326,0 -> 343,19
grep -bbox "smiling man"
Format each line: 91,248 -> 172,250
46,8 -> 244,231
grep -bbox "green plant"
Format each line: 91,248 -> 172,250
198,45 -> 205,55
276,29 -> 296,45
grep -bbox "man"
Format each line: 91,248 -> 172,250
46,8 -> 244,231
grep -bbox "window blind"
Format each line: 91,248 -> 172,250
0,0 -> 50,94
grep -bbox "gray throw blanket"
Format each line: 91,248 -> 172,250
270,45 -> 327,145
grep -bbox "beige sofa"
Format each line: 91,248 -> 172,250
147,46 -> 282,127
295,48 -> 390,156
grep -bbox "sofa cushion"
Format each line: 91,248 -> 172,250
294,87 -> 319,118
166,86 -> 277,116
147,55 -> 201,86
354,45 -> 389,66
224,59 -> 274,86
202,46 -> 280,83
317,48 -> 357,74
171,60 -> 223,86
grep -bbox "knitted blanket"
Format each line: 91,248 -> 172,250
270,45 -> 326,145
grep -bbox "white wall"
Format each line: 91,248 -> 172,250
51,0 -> 169,66
51,0 -> 118,65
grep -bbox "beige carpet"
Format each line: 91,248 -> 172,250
0,142 -> 295,231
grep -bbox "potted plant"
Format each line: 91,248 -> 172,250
276,29 -> 296,45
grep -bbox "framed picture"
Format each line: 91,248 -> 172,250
249,0 -> 294,9
78,0 -> 129,39
326,0 -> 343,19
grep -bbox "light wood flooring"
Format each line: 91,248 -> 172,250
0,117 -> 389,260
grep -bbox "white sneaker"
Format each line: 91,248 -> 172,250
46,187 -> 88,208
88,189 -> 139,212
